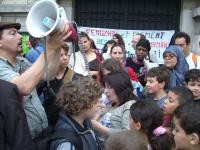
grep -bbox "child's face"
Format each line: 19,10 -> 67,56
186,81 -> 200,100
145,77 -> 164,94
172,116 -> 192,150
163,91 -> 180,115
83,100 -> 100,119
129,115 -> 141,131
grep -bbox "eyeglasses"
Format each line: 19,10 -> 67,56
163,54 -> 176,59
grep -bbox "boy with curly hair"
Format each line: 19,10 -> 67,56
50,76 -> 102,150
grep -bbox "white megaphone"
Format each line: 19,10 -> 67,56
26,0 -> 77,41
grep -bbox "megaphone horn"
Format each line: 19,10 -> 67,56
26,0 -> 77,41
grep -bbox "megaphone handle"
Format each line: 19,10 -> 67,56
43,37 -> 50,86
59,7 -> 67,21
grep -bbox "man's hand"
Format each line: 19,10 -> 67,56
91,120 -> 109,136
46,21 -> 72,51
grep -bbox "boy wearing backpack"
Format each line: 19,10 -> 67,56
50,76 -> 102,150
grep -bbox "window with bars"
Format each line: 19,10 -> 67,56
75,0 -> 181,31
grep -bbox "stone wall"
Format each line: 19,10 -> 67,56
0,0 -> 73,31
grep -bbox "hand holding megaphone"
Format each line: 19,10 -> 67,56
26,0 -> 77,42
45,22 -> 73,51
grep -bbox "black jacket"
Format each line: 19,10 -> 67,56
0,80 -> 36,150
50,113 -> 101,150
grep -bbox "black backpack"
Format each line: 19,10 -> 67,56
36,128 -> 83,150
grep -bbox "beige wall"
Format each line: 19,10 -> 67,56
0,0 -> 73,31
180,0 -> 200,54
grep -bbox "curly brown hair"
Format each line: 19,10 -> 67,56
57,76 -> 102,116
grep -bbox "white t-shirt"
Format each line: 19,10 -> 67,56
185,52 -> 200,69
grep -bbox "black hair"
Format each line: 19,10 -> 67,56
130,100 -> 173,150
102,40 -> 116,53
113,33 -> 125,48
185,69 -> 200,83
170,32 -> 191,45
135,33 -> 146,40
29,35 -> 43,48
145,66 -> 170,89
169,86 -> 194,105
0,30 -> 2,39
104,71 -> 137,106
99,58 -> 124,86
174,102 -> 200,137
79,31 -> 90,40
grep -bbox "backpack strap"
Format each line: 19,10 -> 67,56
51,129 -> 83,150
192,53 -> 197,68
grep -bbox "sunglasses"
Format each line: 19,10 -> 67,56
163,53 -> 176,59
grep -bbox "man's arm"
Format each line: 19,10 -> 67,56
11,23 -> 72,95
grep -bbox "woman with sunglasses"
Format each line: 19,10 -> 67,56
163,45 -> 189,88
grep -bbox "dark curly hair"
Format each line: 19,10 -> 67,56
56,76 -> 102,116
185,69 -> 200,83
130,100 -> 173,150
145,66 -> 170,89
174,102 -> 200,138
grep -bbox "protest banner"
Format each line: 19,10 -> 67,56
78,26 -> 175,64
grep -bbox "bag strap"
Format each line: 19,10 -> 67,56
192,53 -> 197,68
51,129 -> 83,150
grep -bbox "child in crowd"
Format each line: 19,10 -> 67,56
105,130 -> 148,150
50,76 -> 102,150
129,100 -> 173,150
163,86 -> 193,128
145,66 -> 170,108
185,69 -> 200,101
173,102 -> 200,150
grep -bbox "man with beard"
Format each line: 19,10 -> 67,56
0,22 -> 72,139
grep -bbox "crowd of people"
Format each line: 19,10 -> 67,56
0,20 -> 200,150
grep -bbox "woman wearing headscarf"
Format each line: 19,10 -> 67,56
163,45 -> 189,88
